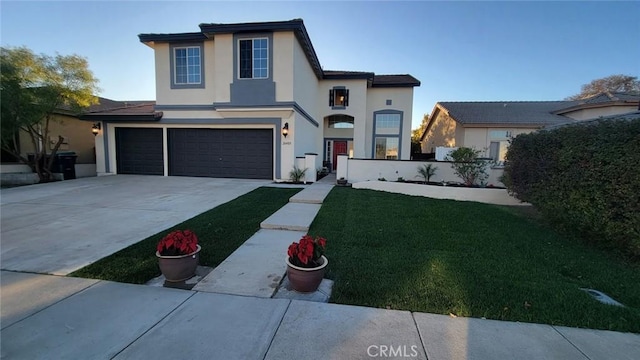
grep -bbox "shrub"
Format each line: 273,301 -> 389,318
445,147 -> 491,186
503,118 -> 640,259
289,166 -> 307,183
416,163 -> 438,183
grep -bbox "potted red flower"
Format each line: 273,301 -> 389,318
156,229 -> 201,282
286,235 -> 327,292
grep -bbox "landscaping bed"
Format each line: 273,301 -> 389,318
70,187 -> 301,284
310,187 -> 640,333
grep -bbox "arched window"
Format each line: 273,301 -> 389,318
328,115 -> 354,129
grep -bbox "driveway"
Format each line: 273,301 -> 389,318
0,175 -> 269,275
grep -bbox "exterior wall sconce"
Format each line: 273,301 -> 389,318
282,122 -> 289,138
92,122 -> 101,136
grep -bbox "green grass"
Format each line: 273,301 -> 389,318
70,187 -> 300,284
310,187 -> 640,333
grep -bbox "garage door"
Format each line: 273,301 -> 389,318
115,128 -> 164,175
169,128 -> 273,179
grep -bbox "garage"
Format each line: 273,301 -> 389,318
168,128 -> 273,179
115,128 -> 164,175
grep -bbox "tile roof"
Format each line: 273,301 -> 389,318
83,102 -> 157,115
579,91 -> 640,104
544,111 -> 640,130
439,101 -> 577,126
79,101 -> 161,121
372,74 -> 421,87
323,70 -> 374,80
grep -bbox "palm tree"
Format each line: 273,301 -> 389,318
416,164 -> 438,183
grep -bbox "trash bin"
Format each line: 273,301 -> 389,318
55,151 -> 77,180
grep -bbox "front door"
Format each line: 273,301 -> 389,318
332,141 -> 347,170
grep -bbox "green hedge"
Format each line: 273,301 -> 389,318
503,118 -> 640,259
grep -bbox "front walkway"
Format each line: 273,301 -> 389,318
2,271 -> 638,359
193,174 -> 335,297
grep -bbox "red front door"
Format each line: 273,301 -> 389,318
333,141 -> 347,170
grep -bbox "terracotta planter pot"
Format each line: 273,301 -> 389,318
286,255 -> 328,293
156,245 -> 201,282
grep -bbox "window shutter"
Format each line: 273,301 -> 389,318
329,90 -> 334,106
344,89 -> 349,106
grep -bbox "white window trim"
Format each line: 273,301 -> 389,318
173,46 -> 202,85
237,37 -> 269,79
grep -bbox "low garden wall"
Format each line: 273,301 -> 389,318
352,181 -> 527,206
337,158 -> 505,186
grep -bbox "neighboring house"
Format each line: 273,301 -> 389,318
1,97 -> 141,178
83,19 -> 420,180
420,92 -> 639,162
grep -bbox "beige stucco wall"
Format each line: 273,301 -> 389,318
463,127 -> 537,156
17,114 -> 95,164
213,34 -> 233,103
154,41 -> 216,105
561,105 -> 638,121
366,87 -> 414,160
463,128 -> 489,152
421,111 -> 457,152
274,32 -> 295,102
318,79 -> 367,157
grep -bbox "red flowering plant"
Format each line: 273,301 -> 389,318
156,230 -> 199,256
287,235 -> 327,268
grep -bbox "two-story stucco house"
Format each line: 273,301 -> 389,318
84,19 -> 419,180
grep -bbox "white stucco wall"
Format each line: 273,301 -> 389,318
366,87 -> 414,160
561,105 -> 638,121
341,158 -> 505,186
293,37 -> 319,120
292,112 -> 322,175
318,80 -> 367,158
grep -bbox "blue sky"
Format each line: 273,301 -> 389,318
2,1 -> 639,129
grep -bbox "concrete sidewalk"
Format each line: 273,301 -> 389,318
2,271 -> 638,359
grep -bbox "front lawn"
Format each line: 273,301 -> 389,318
70,187 -> 300,284
311,187 -> 640,333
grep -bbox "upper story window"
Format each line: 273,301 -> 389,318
374,113 -> 401,135
329,87 -> 349,108
174,46 -> 201,85
239,38 -> 268,79
170,44 -> 204,89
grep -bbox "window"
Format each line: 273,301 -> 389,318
329,87 -> 349,108
373,112 -> 402,159
375,113 -> 400,135
239,38 -> 268,79
490,141 -> 509,163
375,137 -> 399,159
174,46 -> 201,85
328,115 -> 354,128
489,129 -> 511,164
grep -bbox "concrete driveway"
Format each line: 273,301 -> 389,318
0,175 -> 269,275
